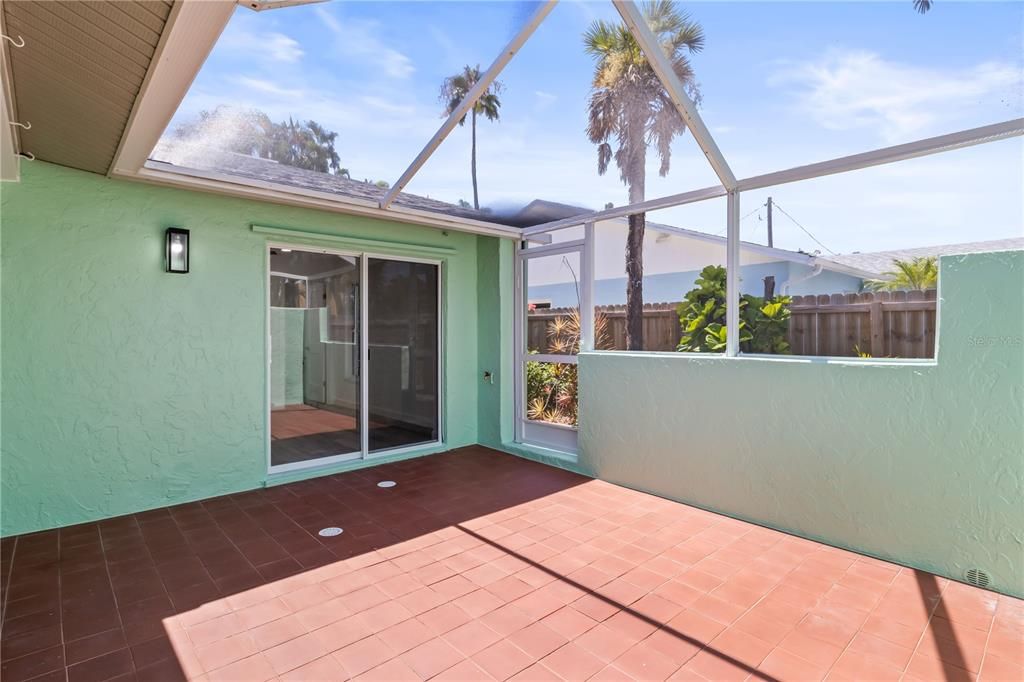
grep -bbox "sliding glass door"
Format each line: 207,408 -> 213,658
367,258 -> 440,453
268,247 -> 440,472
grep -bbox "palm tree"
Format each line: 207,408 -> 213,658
866,257 -> 938,291
439,65 -> 503,210
913,0 -> 932,13
584,0 -> 704,350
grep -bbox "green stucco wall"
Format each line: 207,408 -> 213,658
579,250 -> 1024,597
0,162 -> 488,536
475,235 -> 516,449
270,308 -> 305,408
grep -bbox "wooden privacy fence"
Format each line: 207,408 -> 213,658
526,289 -> 937,358
788,289 -> 937,358
527,303 -> 682,353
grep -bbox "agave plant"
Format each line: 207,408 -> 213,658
526,308 -> 610,426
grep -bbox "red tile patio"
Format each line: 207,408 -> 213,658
1,446 -> 1020,681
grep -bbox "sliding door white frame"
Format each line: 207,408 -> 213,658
265,243 -> 444,475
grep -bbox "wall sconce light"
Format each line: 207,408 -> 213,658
165,228 -> 190,273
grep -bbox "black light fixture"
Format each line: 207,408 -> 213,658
165,228 -> 190,273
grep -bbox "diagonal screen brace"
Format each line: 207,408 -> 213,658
612,0 -> 737,191
380,1 -> 559,210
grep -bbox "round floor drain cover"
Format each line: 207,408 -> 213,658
318,527 -> 343,537
377,481 -> 396,488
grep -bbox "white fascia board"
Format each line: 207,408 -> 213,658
0,5 -> 20,182
240,0 -> 328,11
381,0 -> 558,208
808,258 -> 881,281
737,118 -> 1024,192
109,0 -> 236,176
642,220 -> 878,279
642,220 -> 815,265
124,162 -> 538,241
0,72 -> 18,182
612,0 -> 736,190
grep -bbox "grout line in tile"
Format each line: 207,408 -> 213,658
0,535 -> 17,628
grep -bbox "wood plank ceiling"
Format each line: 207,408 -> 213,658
2,0 -> 174,174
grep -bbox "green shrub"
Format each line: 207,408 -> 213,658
676,265 -> 792,354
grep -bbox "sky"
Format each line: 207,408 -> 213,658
162,0 -> 1024,256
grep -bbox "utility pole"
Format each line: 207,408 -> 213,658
766,196 -> 774,248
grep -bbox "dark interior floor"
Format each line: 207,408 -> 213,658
270,405 -> 434,466
1,447 -> 1019,682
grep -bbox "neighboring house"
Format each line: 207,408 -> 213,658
518,200 -> 1024,308
827,238 -> 1024,276
516,201 -> 876,308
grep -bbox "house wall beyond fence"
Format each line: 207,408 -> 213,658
578,250 -> 1024,597
270,308 -> 305,408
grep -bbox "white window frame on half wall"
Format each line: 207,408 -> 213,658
265,242 -> 444,475
514,224 -> 595,457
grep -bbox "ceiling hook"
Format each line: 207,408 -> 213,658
1,34 -> 25,48
10,120 -> 31,130
17,151 -> 35,161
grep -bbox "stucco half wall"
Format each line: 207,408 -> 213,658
578,250 -> 1024,597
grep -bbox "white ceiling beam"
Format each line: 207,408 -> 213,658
109,0 -> 236,176
737,118 -> 1024,192
612,0 -> 736,190
380,0 -> 558,209
521,184 -> 726,235
522,118 -> 1024,237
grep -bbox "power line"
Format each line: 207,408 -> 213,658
770,201 -> 837,256
715,205 -> 762,235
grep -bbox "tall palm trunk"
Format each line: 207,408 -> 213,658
625,135 -> 646,351
470,109 -> 479,210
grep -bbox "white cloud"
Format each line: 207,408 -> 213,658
534,90 -> 557,111
315,7 -> 414,79
234,76 -> 304,99
770,49 -> 1021,142
221,27 -> 303,63
427,25 -> 463,71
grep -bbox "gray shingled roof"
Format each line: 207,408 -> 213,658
827,238 -> 1024,275
149,148 -> 492,222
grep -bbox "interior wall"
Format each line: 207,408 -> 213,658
0,162 -> 484,536
578,250 -> 1024,597
270,308 -> 305,408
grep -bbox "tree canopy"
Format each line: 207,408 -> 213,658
174,106 -> 346,176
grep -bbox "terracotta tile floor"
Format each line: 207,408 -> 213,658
1,446 -> 1021,682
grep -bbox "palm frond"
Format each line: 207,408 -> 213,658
439,65 -> 503,125
865,257 -> 938,291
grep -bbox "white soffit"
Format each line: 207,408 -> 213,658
110,0 -> 236,176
